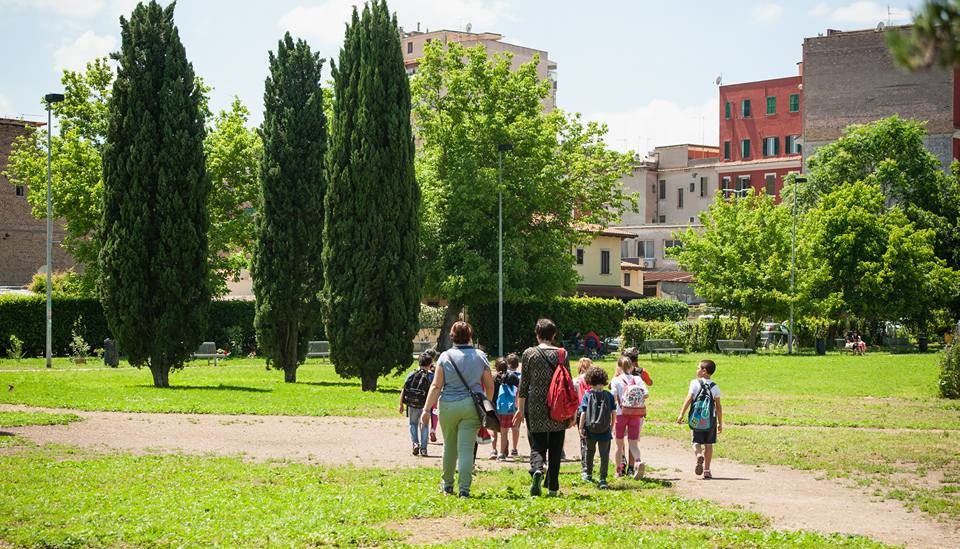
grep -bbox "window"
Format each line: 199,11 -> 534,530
742,99 -> 751,118
741,139 -> 751,159
737,175 -> 751,196
721,176 -> 732,196
659,215 -> 666,223
663,239 -> 682,258
624,272 -> 631,287
766,96 -> 776,115
658,180 -> 666,200
600,250 -> 611,275
638,240 -> 654,259
786,135 -> 801,154
677,187 -> 684,209
762,136 -> 779,157
621,240 -> 630,258
723,141 -> 730,160
690,216 -> 696,223
689,182 -> 695,192
700,176 -> 708,197
407,42 -> 413,54
576,248 -> 584,265
724,101 -> 731,119
789,93 -> 800,112
765,173 -> 776,195
15,185 -> 26,197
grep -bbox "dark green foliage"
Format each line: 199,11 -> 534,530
324,1 -> 420,391
251,33 -> 327,384
621,317 -> 751,352
624,298 -> 689,322
941,342 -> 960,398
100,1 -> 210,387
888,1 -> 960,70
468,297 -> 625,354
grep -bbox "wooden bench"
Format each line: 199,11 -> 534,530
717,339 -> 753,354
885,336 -> 913,354
192,341 -> 225,366
835,338 -> 854,353
306,340 -> 330,358
643,339 -> 684,356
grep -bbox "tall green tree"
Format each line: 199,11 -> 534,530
673,191 -> 793,345
888,1 -> 960,69
412,41 -> 635,348
252,33 -> 326,383
5,59 -> 259,297
100,0 -> 210,388
324,0 -> 420,392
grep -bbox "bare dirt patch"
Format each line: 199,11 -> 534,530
2,403 -> 958,548
387,516 -> 519,546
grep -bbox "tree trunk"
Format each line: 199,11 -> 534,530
748,319 -> 761,349
281,323 -> 298,383
284,366 -> 297,383
150,362 -> 170,388
361,370 -> 379,392
436,302 -> 461,352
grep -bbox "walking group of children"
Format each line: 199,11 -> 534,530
400,344 -> 723,485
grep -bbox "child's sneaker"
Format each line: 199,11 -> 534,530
581,472 -> 592,482
429,432 -> 437,443
695,455 -> 704,476
497,453 -> 507,462
626,465 -> 634,477
412,445 -> 419,456
489,450 -> 498,460
633,461 -> 645,480
530,470 -> 543,496
419,449 -> 429,457
597,480 -> 609,490
616,463 -> 625,478
510,449 -> 518,457
703,470 -> 712,480
440,483 -> 453,495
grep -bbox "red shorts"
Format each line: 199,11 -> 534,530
498,414 -> 514,429
614,415 -> 644,440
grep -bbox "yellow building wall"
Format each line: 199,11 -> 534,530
621,269 -> 643,292
574,235 -> 622,286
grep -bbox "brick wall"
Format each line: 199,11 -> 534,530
0,118 -> 75,286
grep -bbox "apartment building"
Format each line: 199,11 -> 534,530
0,117 -> 74,286
802,25 -> 958,168
717,73 -> 803,199
400,28 -> 557,111
572,225 -> 643,300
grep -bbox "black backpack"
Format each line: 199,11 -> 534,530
584,390 -> 612,434
402,369 -> 431,409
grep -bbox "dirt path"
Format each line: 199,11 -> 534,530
3,404 -> 957,549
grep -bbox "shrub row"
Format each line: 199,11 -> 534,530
468,297 -> 625,355
624,298 -> 688,322
621,317 -> 751,353
0,296 -> 324,358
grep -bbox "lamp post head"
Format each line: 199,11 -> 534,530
44,93 -> 65,104
497,143 -> 514,152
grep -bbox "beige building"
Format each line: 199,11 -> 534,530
573,226 -> 643,300
400,28 -> 557,111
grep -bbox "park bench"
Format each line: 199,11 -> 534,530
643,339 -> 684,356
885,336 -> 913,354
717,339 -> 753,354
835,338 -> 854,353
192,341 -> 225,366
307,340 -> 330,358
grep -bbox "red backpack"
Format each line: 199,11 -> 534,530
542,348 -> 578,423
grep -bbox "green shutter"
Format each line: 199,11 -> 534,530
724,101 -> 731,119
742,139 -> 750,158
789,94 -> 799,112
723,141 -> 730,160
766,96 -> 776,115
742,99 -> 751,117
774,136 -> 780,155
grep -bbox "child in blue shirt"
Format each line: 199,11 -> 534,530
577,366 -> 616,489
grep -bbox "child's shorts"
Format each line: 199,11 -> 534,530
498,414 -> 514,429
692,424 -> 717,444
614,415 -> 644,440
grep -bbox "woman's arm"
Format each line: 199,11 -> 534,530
420,367 -> 444,424
481,367 -> 494,400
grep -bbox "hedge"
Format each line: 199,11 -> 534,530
624,298 -> 688,321
469,297 -> 625,355
621,317 -> 751,352
0,296 -> 322,358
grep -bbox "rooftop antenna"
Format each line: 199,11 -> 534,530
715,74 -> 722,86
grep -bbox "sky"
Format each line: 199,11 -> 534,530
0,0 -> 914,153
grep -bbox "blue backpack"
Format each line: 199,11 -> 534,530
688,380 -> 716,431
496,383 -> 517,415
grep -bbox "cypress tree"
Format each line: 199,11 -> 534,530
100,1 -> 209,388
251,33 -> 326,383
325,0 -> 421,391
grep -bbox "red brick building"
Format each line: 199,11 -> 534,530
0,118 -> 74,286
717,72 -> 803,199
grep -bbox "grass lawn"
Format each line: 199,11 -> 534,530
0,438 -> 890,548
0,410 -> 81,427
1,352 -> 957,520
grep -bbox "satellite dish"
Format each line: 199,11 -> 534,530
715,74 -> 722,86
465,22 -> 472,32
877,21 -> 885,31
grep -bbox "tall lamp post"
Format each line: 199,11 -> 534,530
497,142 -> 514,357
44,92 -> 65,369
788,175 -> 807,355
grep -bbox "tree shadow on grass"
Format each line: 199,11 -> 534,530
299,380 -> 400,394
132,384 -> 272,393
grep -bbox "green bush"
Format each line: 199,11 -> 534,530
620,316 -> 751,352
940,343 -> 960,399
28,271 -> 94,297
469,297 -> 625,354
624,298 -> 688,321
621,319 -> 687,350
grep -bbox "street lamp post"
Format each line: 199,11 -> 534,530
44,92 -> 65,369
788,175 -> 807,355
497,142 -> 514,357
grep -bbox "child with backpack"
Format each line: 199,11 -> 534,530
493,357 -> 520,461
399,352 -> 435,456
578,365 -> 615,489
572,357 -> 592,478
505,353 -> 522,457
611,356 -> 648,479
676,359 -> 723,479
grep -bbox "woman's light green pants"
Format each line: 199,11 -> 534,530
438,396 -> 480,493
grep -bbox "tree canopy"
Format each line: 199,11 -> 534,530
888,1 -> 960,69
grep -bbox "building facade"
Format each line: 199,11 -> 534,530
718,73 -> 803,199
802,26 -> 958,168
400,28 -> 557,111
0,118 -> 74,287
573,226 -> 643,300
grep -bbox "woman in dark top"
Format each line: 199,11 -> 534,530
513,318 -> 572,496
